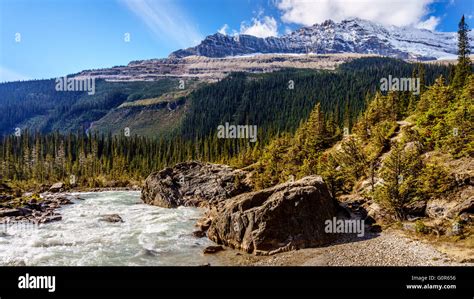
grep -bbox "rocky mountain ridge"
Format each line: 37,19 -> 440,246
73,18 -> 470,82
171,18 -> 471,60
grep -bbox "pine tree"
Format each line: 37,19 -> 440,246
418,63 -> 426,94
374,143 -> 423,220
452,15 -> 472,88
333,137 -> 367,189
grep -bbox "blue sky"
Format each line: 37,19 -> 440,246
0,0 -> 472,82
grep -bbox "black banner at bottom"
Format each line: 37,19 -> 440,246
0,266 -> 471,299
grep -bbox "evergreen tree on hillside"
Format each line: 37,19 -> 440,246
374,143 -> 423,220
452,15 -> 472,88
418,63 -> 426,94
253,133 -> 294,189
297,103 -> 333,175
333,137 -> 368,190
253,102 -> 339,189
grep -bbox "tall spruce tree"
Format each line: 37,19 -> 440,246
452,15 -> 472,88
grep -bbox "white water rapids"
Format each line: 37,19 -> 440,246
0,191 -> 225,266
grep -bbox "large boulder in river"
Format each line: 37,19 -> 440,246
99,214 -> 124,223
141,161 -> 251,208
206,176 -> 338,255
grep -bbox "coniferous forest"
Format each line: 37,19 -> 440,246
0,57 -> 455,190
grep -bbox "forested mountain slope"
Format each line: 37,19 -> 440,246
0,79 -> 179,136
0,57 -> 451,141
0,57 -> 454,189
179,57 -> 451,142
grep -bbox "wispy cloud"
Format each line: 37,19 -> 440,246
0,66 -> 30,83
121,0 -> 203,48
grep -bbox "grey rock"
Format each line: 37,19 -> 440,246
49,182 -> 65,193
366,202 -> 394,223
451,222 -> 463,236
458,213 -> 472,224
0,194 -> 13,202
0,208 -> 21,217
207,176 -> 338,255
17,208 -> 33,216
403,200 -> 427,217
141,161 -> 251,208
192,230 -> 206,238
99,214 -> 124,223
403,223 -> 416,232
40,215 -> 62,224
427,197 -> 474,219
203,245 -> 224,254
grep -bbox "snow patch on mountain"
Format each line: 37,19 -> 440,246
170,18 -> 472,60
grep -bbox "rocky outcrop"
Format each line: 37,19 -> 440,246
206,176 -> 338,255
141,161 -> 251,208
141,163 -> 350,254
403,200 -> 427,217
49,182 -> 65,193
426,190 -> 474,219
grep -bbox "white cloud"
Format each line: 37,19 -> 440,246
276,0 -> 439,29
0,66 -> 29,83
218,24 -> 229,35
416,16 -> 440,31
240,16 -> 278,38
121,0 -> 203,47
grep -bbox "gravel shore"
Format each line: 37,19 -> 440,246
218,229 -> 473,266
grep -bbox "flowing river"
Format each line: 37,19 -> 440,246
0,191 -> 225,266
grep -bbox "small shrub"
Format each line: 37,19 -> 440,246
415,220 -> 430,234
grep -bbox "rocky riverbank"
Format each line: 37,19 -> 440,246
0,180 -> 143,227
0,193 -> 79,225
142,161 -> 352,255
141,161 -> 473,265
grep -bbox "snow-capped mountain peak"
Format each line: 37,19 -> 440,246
170,18 -> 471,60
